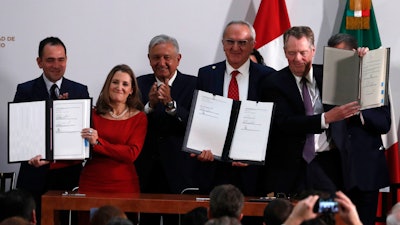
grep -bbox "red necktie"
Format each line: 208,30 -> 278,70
228,70 -> 239,100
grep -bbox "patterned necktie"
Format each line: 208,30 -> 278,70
301,77 -> 315,163
50,84 -> 58,100
228,70 -> 239,100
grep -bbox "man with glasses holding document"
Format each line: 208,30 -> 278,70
195,20 -> 275,197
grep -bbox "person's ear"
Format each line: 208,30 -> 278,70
36,57 -> 43,69
239,213 -> 243,221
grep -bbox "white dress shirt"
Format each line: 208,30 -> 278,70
293,67 -> 332,153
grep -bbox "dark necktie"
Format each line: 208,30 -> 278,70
301,78 -> 315,163
228,70 -> 239,100
50,84 -> 58,100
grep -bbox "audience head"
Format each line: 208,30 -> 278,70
182,206 -> 208,225
205,216 -> 242,225
37,36 -> 67,83
90,205 -> 127,225
387,202 -> 400,225
327,33 -> 358,50
263,198 -> 293,225
96,64 -> 143,114
147,34 -> 181,81
0,189 -> 36,224
283,26 -> 315,77
209,184 -> 244,220
222,20 -> 256,69
105,217 -> 133,225
301,214 -> 334,225
250,48 -> 265,65
0,217 -> 30,225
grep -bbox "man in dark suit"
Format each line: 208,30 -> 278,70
195,20 -> 275,199
135,34 -> 198,225
327,33 -> 391,225
13,37 -> 89,225
258,27 -> 360,197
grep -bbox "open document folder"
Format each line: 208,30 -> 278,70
8,98 -> 92,162
182,90 -> 273,165
322,46 -> 390,110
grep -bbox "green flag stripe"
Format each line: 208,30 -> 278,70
346,9 -> 370,17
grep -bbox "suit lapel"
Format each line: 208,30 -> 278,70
59,78 -> 71,95
213,62 -> 226,96
33,76 -> 51,100
171,71 -> 183,99
281,67 -> 305,111
248,61 -> 258,100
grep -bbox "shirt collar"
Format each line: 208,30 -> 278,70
42,74 -> 63,91
155,70 -> 177,86
225,59 -> 250,77
293,66 -> 314,85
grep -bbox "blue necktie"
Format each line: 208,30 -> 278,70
301,78 -> 315,163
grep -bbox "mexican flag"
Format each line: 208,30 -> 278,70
339,0 -> 382,49
340,0 -> 400,223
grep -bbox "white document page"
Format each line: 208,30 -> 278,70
185,91 -> 233,158
52,99 -> 91,160
9,101 -> 46,162
229,101 -> 273,162
360,48 -> 388,109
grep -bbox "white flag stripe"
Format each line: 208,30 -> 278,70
354,10 -> 362,17
382,85 -> 398,148
257,34 -> 287,71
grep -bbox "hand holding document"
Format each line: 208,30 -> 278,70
183,90 -> 273,165
322,46 -> 390,110
8,98 -> 92,162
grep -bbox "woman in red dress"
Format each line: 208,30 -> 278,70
80,64 -> 147,193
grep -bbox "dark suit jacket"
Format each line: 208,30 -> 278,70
196,60 -> 275,195
14,76 -> 89,103
14,75 -> 89,193
259,65 -> 330,194
259,65 -> 390,194
135,71 -> 200,194
331,106 -> 390,191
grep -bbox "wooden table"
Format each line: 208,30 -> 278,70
41,191 -> 268,225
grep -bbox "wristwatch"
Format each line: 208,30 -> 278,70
166,100 -> 175,110
93,139 -> 101,146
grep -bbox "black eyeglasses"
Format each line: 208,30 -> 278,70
223,39 -> 251,47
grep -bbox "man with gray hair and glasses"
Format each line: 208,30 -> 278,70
194,20 -> 275,197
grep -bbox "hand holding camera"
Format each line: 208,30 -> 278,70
283,191 -> 362,225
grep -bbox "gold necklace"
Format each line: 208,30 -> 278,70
109,107 -> 129,119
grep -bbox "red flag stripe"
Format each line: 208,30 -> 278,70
385,142 -> 400,184
253,0 -> 291,49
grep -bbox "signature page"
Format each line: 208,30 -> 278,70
185,91 -> 233,158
